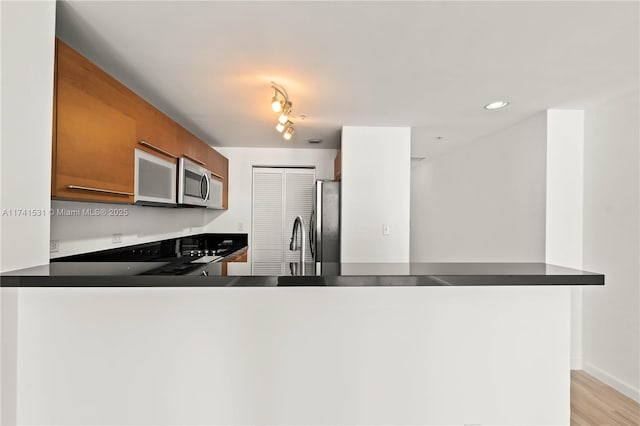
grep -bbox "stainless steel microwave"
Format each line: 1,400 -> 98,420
178,157 -> 223,209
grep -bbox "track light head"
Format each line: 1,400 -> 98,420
277,120 -> 293,133
278,107 -> 291,124
283,126 -> 294,141
271,95 -> 282,112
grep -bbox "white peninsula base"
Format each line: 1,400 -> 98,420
11,286 -> 570,425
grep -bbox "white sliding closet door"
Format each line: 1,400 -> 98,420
252,168 -> 284,275
252,167 -> 315,275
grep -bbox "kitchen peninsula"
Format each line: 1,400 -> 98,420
1,252 -> 602,425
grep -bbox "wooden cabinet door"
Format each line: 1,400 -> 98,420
53,40 -> 137,203
207,147 -> 227,178
135,101 -> 178,161
208,147 -> 229,209
177,126 -> 208,167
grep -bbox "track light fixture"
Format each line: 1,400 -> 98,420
270,82 -> 295,141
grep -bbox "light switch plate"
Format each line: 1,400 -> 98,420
50,240 -> 59,253
383,224 -> 390,236
112,233 -> 122,244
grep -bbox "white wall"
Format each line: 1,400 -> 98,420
341,126 -> 411,263
50,200 -> 210,258
582,90 -> 639,401
0,2 -> 56,425
205,147 -> 337,274
410,113 -> 547,262
15,286 -> 570,425
0,0 -> 56,272
546,110 -> 585,370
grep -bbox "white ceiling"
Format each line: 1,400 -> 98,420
56,1 -> 639,157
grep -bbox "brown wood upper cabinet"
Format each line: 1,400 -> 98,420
52,39 -> 229,209
135,100 -> 178,160
207,147 -> 229,209
177,126 -> 208,166
334,149 -> 342,181
53,39 -> 138,203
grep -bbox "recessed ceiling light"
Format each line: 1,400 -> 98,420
484,101 -> 509,110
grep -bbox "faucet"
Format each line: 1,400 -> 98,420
289,215 -> 306,276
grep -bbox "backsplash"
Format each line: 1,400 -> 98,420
50,200 -> 223,258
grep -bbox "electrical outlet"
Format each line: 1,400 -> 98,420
112,233 -> 122,244
50,240 -> 59,253
383,224 -> 390,236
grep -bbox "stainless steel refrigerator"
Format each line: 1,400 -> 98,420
310,180 -> 340,269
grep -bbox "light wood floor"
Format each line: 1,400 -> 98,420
572,370 -> 640,425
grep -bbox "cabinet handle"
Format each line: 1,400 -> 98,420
67,185 -> 133,196
183,154 -> 205,166
138,141 -> 177,159
211,171 -> 224,180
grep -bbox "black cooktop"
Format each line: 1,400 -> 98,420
48,233 -> 247,276
50,233 -> 247,263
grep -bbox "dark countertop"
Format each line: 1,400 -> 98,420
1,261 -> 604,287
0,233 -> 604,287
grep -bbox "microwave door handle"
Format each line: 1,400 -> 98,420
206,174 -> 211,201
199,174 -> 206,200
202,173 -> 211,201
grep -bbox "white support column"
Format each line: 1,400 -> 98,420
546,109 -> 585,369
341,126 -> 411,263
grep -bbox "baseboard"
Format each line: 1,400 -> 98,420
583,361 -> 640,402
571,357 -> 582,370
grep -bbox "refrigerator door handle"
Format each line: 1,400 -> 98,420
309,209 -> 315,259
315,181 -> 323,262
